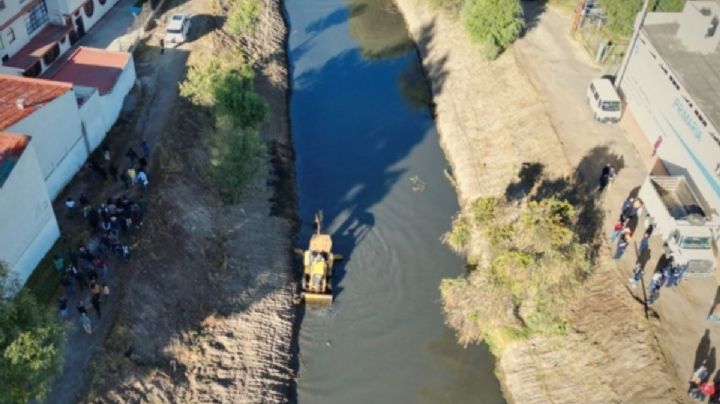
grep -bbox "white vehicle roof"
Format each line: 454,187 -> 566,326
167,14 -> 186,31
590,78 -> 621,102
676,226 -> 714,238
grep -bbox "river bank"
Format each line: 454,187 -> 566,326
77,0 -> 298,401
391,0 -> 684,402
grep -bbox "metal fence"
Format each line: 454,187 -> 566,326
574,12 -> 628,66
113,1 -> 161,52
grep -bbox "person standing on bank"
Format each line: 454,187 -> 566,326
598,163 -> 616,192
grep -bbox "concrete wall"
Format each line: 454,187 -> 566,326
77,86 -> 106,150
621,32 -> 720,220
7,90 -> 88,198
0,143 -> 60,285
99,56 -> 135,131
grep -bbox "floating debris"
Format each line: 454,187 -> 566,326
410,175 -> 426,192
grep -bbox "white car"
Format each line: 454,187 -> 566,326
587,78 -> 622,123
165,14 -> 191,45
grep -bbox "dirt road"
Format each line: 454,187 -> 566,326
45,0 -> 298,402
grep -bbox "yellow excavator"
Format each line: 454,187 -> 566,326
296,212 -> 341,305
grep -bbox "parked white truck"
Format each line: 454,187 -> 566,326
639,175 -> 718,276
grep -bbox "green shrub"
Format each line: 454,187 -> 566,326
227,0 -> 262,36
0,263 -> 65,403
214,66 -> 268,129
209,124 -> 266,203
179,58 -> 230,106
441,197 -> 590,350
181,59 -> 267,129
443,215 -> 471,253
462,0 -> 524,59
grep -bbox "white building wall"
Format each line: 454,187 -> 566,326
58,0 -> 121,31
99,57 -> 135,131
621,32 -> 720,219
1,16 -> 45,61
0,143 -> 60,285
77,58 -> 135,151
77,87 -> 106,149
7,90 -> 89,198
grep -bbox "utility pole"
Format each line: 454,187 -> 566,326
615,0 -> 652,91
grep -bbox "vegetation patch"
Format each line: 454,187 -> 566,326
462,0 -> 525,59
180,53 -> 267,203
0,263 -> 65,403
440,197 -> 591,354
227,0 -> 263,36
423,0 -> 524,59
601,0 -> 685,37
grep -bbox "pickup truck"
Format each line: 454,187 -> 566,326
638,175 -> 718,276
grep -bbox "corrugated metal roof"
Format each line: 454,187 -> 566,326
0,74 -> 72,131
0,132 -> 30,188
49,47 -> 131,95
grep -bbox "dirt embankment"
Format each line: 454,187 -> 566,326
392,0 -> 683,402
82,0 -> 298,402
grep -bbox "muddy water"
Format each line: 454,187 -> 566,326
287,0 -> 505,402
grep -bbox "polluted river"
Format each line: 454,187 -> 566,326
287,0 -> 505,402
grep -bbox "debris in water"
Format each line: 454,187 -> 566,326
325,340 -> 332,347
410,176 -> 426,192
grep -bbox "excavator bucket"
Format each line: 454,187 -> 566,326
302,292 -> 333,305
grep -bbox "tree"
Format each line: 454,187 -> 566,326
209,124 -> 266,204
601,0 -> 686,37
0,263 -> 65,403
441,197 -> 591,353
461,0 -> 524,59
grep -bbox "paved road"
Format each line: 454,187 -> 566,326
515,1 -> 720,393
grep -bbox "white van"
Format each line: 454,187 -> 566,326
587,78 -> 622,123
165,14 -> 192,45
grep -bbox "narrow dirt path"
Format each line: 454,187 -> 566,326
67,0 -> 299,402
46,11 -> 193,404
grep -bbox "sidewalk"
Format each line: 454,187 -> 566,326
516,1 -> 720,396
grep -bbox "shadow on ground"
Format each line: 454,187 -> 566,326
505,146 -> 626,253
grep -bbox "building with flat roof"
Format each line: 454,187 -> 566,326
620,0 -> 720,233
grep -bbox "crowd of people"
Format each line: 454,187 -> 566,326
53,141 -> 150,335
601,164 -> 686,307
690,362 -> 720,403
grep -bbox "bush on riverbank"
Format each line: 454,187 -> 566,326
462,0 -> 524,59
424,0 -> 524,59
0,263 -> 65,403
227,0 -> 262,36
440,197 -> 591,353
180,55 -> 267,203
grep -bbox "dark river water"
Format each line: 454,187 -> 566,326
286,0 -> 505,402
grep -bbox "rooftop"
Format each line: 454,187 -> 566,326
3,24 -> 72,71
643,21 -> 720,132
0,132 -> 30,188
48,47 -> 132,95
0,74 -> 72,131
